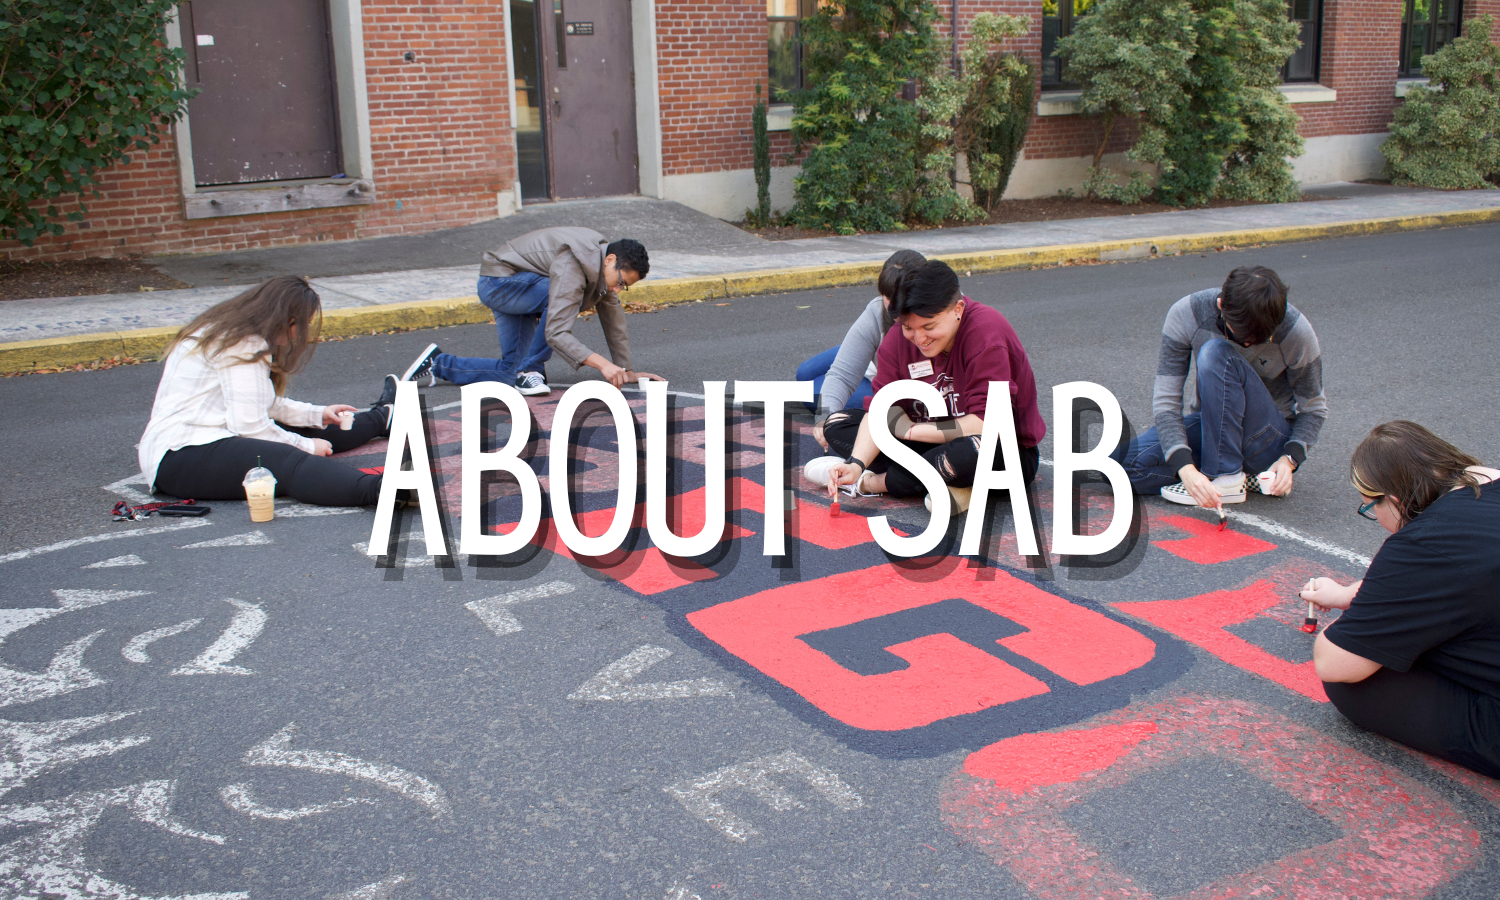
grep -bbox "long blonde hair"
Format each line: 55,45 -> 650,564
166,275 -> 323,395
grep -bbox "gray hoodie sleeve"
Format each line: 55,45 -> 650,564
817,298 -> 888,416
1152,295 -> 1199,472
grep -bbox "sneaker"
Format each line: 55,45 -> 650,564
515,370 -> 550,396
803,456 -> 843,488
401,343 -> 441,386
1160,472 -> 1247,506
925,485 -> 973,514
803,456 -> 878,496
372,373 -> 398,407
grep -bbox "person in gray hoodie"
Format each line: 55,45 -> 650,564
799,249 -> 927,450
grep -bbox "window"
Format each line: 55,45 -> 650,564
1401,0 -> 1463,78
768,0 -> 816,98
1283,0 -> 1322,82
1041,0 -> 1095,89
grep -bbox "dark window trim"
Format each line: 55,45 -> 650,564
1282,0 -> 1323,83
1400,0 -> 1464,78
1040,2 -> 1089,91
767,0 -> 818,97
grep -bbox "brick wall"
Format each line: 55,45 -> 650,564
2,2 -> 515,263
656,0 -> 772,178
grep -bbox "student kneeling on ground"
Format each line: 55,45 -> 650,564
797,249 -> 927,447
139,276 -> 398,507
400,226 -> 662,393
1113,265 -> 1327,510
1303,421 -> 1500,778
803,260 -> 1046,507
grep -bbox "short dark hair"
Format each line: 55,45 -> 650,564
1219,265 -> 1287,345
1351,420 -> 1483,527
891,260 -> 960,319
877,249 -> 927,301
607,239 -> 650,278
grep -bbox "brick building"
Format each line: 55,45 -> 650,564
6,0 -> 1498,262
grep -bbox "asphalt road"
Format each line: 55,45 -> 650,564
3,222 -> 1499,900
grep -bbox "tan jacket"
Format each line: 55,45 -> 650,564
478,226 -> 631,370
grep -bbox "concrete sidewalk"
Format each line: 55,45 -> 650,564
3,180 -> 1499,374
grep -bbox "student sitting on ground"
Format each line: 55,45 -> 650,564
803,260 -> 1045,507
398,227 -> 662,394
1112,265 -> 1327,510
139,275 -> 397,507
1303,421 -> 1500,778
797,249 -> 927,450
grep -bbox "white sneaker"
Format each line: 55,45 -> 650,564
1160,472 -> 1247,505
515,371 -> 550,396
803,457 -> 879,497
803,456 -> 843,488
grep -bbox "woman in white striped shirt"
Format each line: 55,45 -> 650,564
139,276 -> 393,507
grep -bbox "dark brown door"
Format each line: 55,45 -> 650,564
537,0 -> 639,198
181,0 -> 342,186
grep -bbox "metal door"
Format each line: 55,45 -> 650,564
180,0 -> 342,185
537,0 -> 639,199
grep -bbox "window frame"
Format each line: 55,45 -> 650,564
1282,0 -> 1323,84
767,0 -> 817,99
1040,1 -> 1091,91
1400,0 -> 1464,79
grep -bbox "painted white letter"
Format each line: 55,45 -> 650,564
867,380 -> 950,557
645,381 -> 727,557
958,381 -> 1039,557
1051,381 -> 1133,557
549,381 -> 638,557
369,380 -> 447,556
460,382 -> 540,555
733,381 -> 813,556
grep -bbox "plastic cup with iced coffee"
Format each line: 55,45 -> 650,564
243,462 -> 277,523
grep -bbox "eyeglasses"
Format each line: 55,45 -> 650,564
1357,497 -> 1381,521
613,267 -> 632,293
1216,312 -> 1256,348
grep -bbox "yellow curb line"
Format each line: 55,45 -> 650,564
5,205 -> 1499,376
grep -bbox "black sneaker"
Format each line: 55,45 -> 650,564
372,373 -> 398,407
369,374 -> 398,434
515,370 -> 550,396
401,343 -> 441,386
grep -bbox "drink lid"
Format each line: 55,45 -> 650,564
243,465 -> 276,485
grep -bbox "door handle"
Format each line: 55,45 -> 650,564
554,99 -> 561,117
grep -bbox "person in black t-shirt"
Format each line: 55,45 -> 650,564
1301,421 -> 1500,778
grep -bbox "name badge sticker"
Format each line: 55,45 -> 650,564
908,360 -> 934,379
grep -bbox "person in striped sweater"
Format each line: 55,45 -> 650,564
1112,265 -> 1328,510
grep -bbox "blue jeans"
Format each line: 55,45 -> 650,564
797,345 -> 874,413
430,273 -> 552,386
1112,338 -> 1293,494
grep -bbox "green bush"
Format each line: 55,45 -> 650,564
1058,0 -> 1303,207
786,0 -> 960,234
747,82 -> 772,227
1,0 -> 196,246
1382,15 -> 1500,190
918,12 -> 1036,213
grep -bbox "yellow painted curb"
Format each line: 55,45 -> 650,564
6,205 -> 1499,375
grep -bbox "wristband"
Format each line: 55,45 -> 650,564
844,455 -> 867,472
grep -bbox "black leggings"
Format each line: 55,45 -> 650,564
823,408 -> 1039,499
1324,667 -> 1500,778
156,408 -> 386,507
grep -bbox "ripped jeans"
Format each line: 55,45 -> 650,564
821,408 -> 1039,498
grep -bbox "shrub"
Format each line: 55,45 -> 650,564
1,0 -> 197,245
1058,0 -> 1303,207
918,12 -> 1036,213
1382,15 -> 1500,190
786,0 -> 956,234
747,82 -> 772,227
